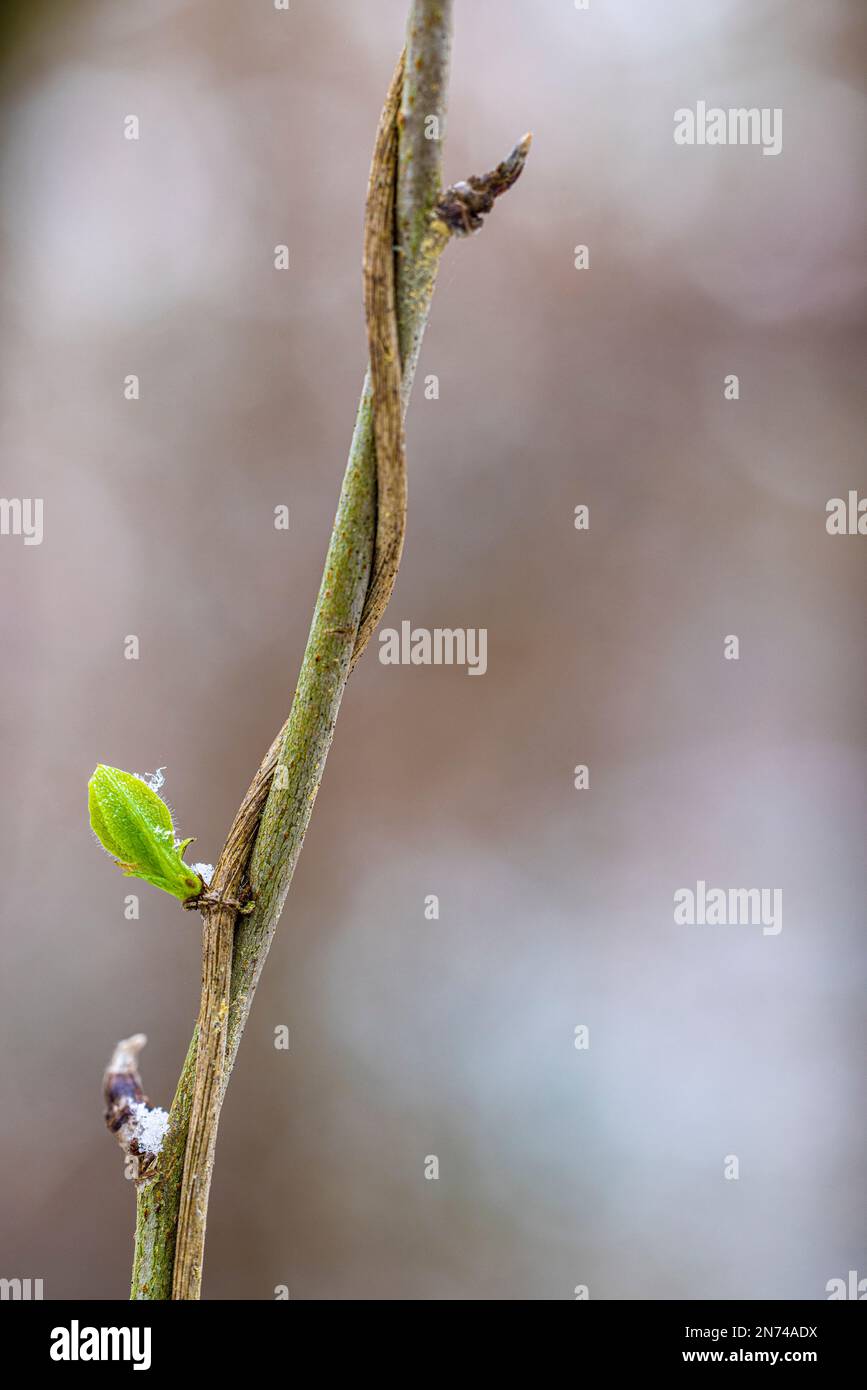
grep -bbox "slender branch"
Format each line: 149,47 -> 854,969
126,0 -> 529,1299
170,725 -> 278,1298
397,0 -> 454,383
169,904 -> 234,1297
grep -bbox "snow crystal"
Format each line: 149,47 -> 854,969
142,767 -> 166,793
130,1102 -> 169,1156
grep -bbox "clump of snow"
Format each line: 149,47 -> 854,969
192,862 -> 214,885
130,1102 -> 169,1156
142,767 -> 166,793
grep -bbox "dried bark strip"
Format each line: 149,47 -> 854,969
353,54 -> 406,667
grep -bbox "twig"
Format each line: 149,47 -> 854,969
170,737 -> 276,1299
104,1034 -> 167,1181
122,0 -> 529,1299
435,133 -> 533,235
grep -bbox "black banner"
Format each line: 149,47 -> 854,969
2,1298 -> 862,1374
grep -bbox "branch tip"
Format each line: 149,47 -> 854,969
104,1032 -> 168,1178
106,1033 -> 147,1076
435,131 -> 532,236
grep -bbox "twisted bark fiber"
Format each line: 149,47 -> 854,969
353,54 -> 406,668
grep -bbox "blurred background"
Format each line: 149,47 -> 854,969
1,0 -> 865,1299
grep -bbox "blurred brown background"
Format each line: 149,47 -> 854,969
1,0 -> 865,1299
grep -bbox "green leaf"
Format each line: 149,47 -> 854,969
88,764 -> 204,903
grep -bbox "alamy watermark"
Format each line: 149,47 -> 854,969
674,102 -> 782,157
379,622 -> 487,675
0,497 -> 43,545
0,1277 -> 43,1299
826,1270 -> 866,1299
50,1322 -> 151,1370
826,491 -> 866,535
674,880 -> 782,936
